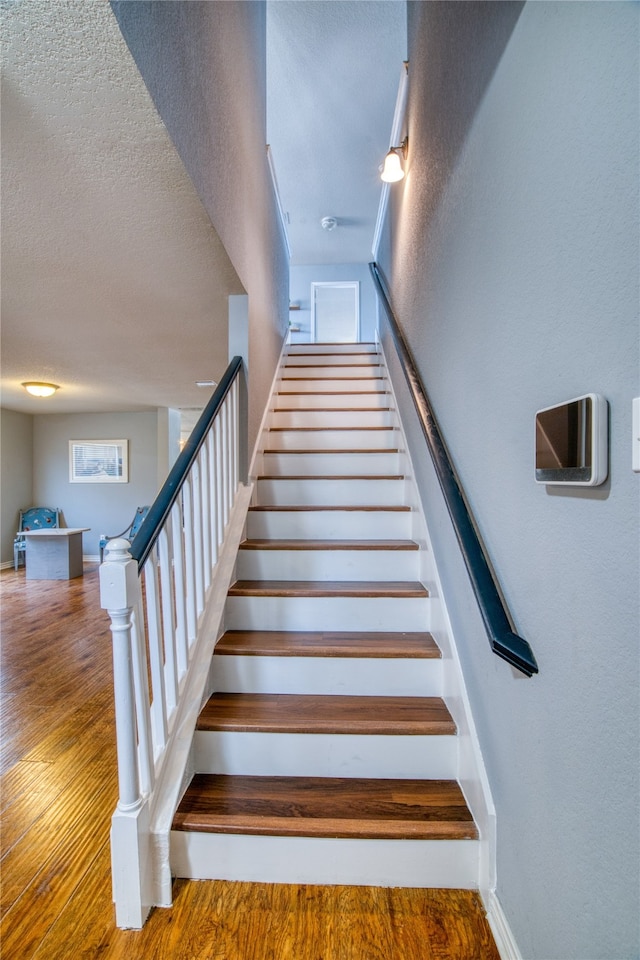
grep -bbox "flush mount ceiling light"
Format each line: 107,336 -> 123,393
380,137 -> 408,183
321,216 -> 338,231
22,381 -> 59,398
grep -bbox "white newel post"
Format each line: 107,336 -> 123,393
100,538 -> 152,928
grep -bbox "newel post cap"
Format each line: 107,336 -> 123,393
100,538 -> 139,610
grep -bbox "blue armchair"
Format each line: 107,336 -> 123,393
99,506 -> 150,562
14,507 -> 61,570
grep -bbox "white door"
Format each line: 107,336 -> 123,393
311,282 -> 360,343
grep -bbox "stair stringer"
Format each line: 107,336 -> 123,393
377,334 -> 497,905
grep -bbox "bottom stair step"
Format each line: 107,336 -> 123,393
173,775 -> 478,840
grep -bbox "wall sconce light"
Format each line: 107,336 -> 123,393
22,381 -> 59,398
380,137 -> 408,183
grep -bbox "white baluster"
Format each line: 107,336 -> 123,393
214,417 -> 223,551
200,445 -> 212,592
143,548 -> 168,751
231,378 -> 239,499
182,480 -> 197,643
222,395 -> 230,529
131,592 -> 154,797
192,459 -> 205,615
171,499 -> 189,669
207,429 -> 218,567
100,538 -> 142,811
158,526 -> 179,707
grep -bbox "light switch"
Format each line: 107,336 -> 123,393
633,398 -> 640,473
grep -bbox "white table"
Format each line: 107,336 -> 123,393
23,528 -> 90,580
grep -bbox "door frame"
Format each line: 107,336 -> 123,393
310,281 -> 360,343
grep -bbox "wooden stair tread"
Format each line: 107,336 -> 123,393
239,539 -> 418,551
248,505 -> 411,513
215,630 -> 441,659
269,426 -> 395,432
257,475 -> 404,481
274,407 -> 392,412
277,390 -> 389,396
197,693 -> 455,735
263,449 -> 400,456
284,362 -> 381,368
173,775 -> 477,840
281,376 -> 386,381
228,580 -> 429,598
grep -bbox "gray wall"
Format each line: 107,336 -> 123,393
381,3 -> 639,958
110,0 -> 290,457
29,411 -> 160,560
289,263 -> 378,343
1,408 -> 34,564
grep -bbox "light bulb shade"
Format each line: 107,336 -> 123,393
381,149 -> 404,183
22,381 -> 59,397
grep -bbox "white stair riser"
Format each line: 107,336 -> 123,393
260,451 -> 400,477
264,429 -> 398,451
283,353 -> 380,366
287,344 -> 378,356
224,595 -> 430,632
246,509 -> 412,540
282,366 -> 384,380
255,478 -> 406,507
270,409 -> 393,429
278,379 -> 387,394
236,548 -> 419,581
275,393 -> 391,410
211,655 -> 442,697
171,833 -> 480,888
194,732 -> 456,779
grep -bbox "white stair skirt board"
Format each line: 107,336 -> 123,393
210,654 -> 442,697
260,451 -> 401,477
275,393 -> 392,410
264,428 -> 399,451
171,833 -> 480,889
246,508 -> 412,540
235,547 -> 419,582
270,409 -> 394,428
254,478 -> 407,507
193,732 -> 456,779
224,595 -> 430,633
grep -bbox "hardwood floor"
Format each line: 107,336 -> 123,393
0,565 -> 499,959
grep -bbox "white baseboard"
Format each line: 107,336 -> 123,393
484,890 -> 523,960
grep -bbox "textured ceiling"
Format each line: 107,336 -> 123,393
267,0 -> 406,265
1,0 -> 406,416
1,0 -> 244,416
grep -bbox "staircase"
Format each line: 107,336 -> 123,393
170,342 -> 480,888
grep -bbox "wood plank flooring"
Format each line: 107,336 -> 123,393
0,565 -> 499,959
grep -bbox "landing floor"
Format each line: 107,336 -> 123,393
0,566 -> 499,959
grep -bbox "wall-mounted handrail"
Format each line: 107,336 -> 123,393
370,262 -> 538,677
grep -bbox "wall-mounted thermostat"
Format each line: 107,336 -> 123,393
535,393 -> 608,486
